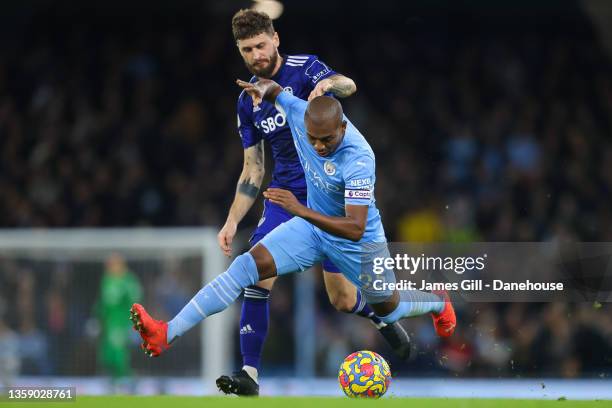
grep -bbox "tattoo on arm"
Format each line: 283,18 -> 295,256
328,75 -> 356,98
238,178 -> 260,198
238,141 -> 265,198
253,141 -> 264,167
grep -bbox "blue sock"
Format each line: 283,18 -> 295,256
167,253 -> 259,343
351,290 -> 385,327
376,291 -> 444,324
240,286 -> 270,369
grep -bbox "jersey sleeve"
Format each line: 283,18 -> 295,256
237,95 -> 261,148
275,90 -> 306,126
303,55 -> 338,87
343,155 -> 375,206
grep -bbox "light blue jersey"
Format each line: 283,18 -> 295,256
250,90 -> 393,303
164,92 -> 444,340
274,91 -> 386,244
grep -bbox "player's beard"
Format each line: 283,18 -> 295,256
246,50 -> 279,78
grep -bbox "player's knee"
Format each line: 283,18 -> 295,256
228,253 -> 260,287
249,244 -> 277,281
255,276 -> 277,291
329,289 -> 355,313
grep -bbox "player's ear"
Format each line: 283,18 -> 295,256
272,32 -> 280,48
341,120 -> 347,134
236,39 -> 245,55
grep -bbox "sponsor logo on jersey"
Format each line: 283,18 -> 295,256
324,160 -> 336,176
255,112 -> 287,134
349,178 -> 371,188
345,189 -> 372,200
283,86 -> 294,94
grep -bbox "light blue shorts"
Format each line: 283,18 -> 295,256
257,217 -> 394,304
249,199 -> 341,273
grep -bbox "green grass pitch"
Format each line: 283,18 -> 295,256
4,396 -> 612,408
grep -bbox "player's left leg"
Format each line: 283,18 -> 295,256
322,267 -> 412,360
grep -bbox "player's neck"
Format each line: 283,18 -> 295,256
329,134 -> 346,156
270,54 -> 283,78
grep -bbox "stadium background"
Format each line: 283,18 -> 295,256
0,0 -> 611,397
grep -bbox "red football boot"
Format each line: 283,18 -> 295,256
129,303 -> 171,357
431,290 -> 456,337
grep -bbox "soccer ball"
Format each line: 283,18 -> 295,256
338,350 -> 391,398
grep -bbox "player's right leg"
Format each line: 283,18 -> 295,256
130,217 -> 324,357
324,241 -> 456,337
368,289 -> 456,338
321,269 -> 412,360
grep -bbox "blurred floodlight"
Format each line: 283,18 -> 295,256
252,0 -> 284,20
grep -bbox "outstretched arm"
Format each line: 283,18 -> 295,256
236,79 -> 283,106
263,188 -> 367,242
218,141 -> 265,257
308,74 -> 357,101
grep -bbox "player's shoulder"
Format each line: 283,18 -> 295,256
339,148 -> 375,179
285,54 -> 317,68
342,148 -> 375,166
237,75 -> 259,103
286,54 -> 336,86
339,127 -> 375,165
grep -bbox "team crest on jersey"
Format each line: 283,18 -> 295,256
324,160 -> 336,176
283,86 -> 293,94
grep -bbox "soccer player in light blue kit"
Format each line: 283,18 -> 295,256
130,79 -> 457,379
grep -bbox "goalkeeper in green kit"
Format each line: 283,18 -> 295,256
95,253 -> 142,382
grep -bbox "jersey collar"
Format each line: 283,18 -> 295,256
270,54 -> 288,81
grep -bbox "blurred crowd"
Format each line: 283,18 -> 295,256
0,7 -> 611,381
1,13 -> 612,239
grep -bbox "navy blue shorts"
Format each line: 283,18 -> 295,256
250,199 -> 341,273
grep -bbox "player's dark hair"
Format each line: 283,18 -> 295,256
232,9 -> 275,41
306,96 -> 344,127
